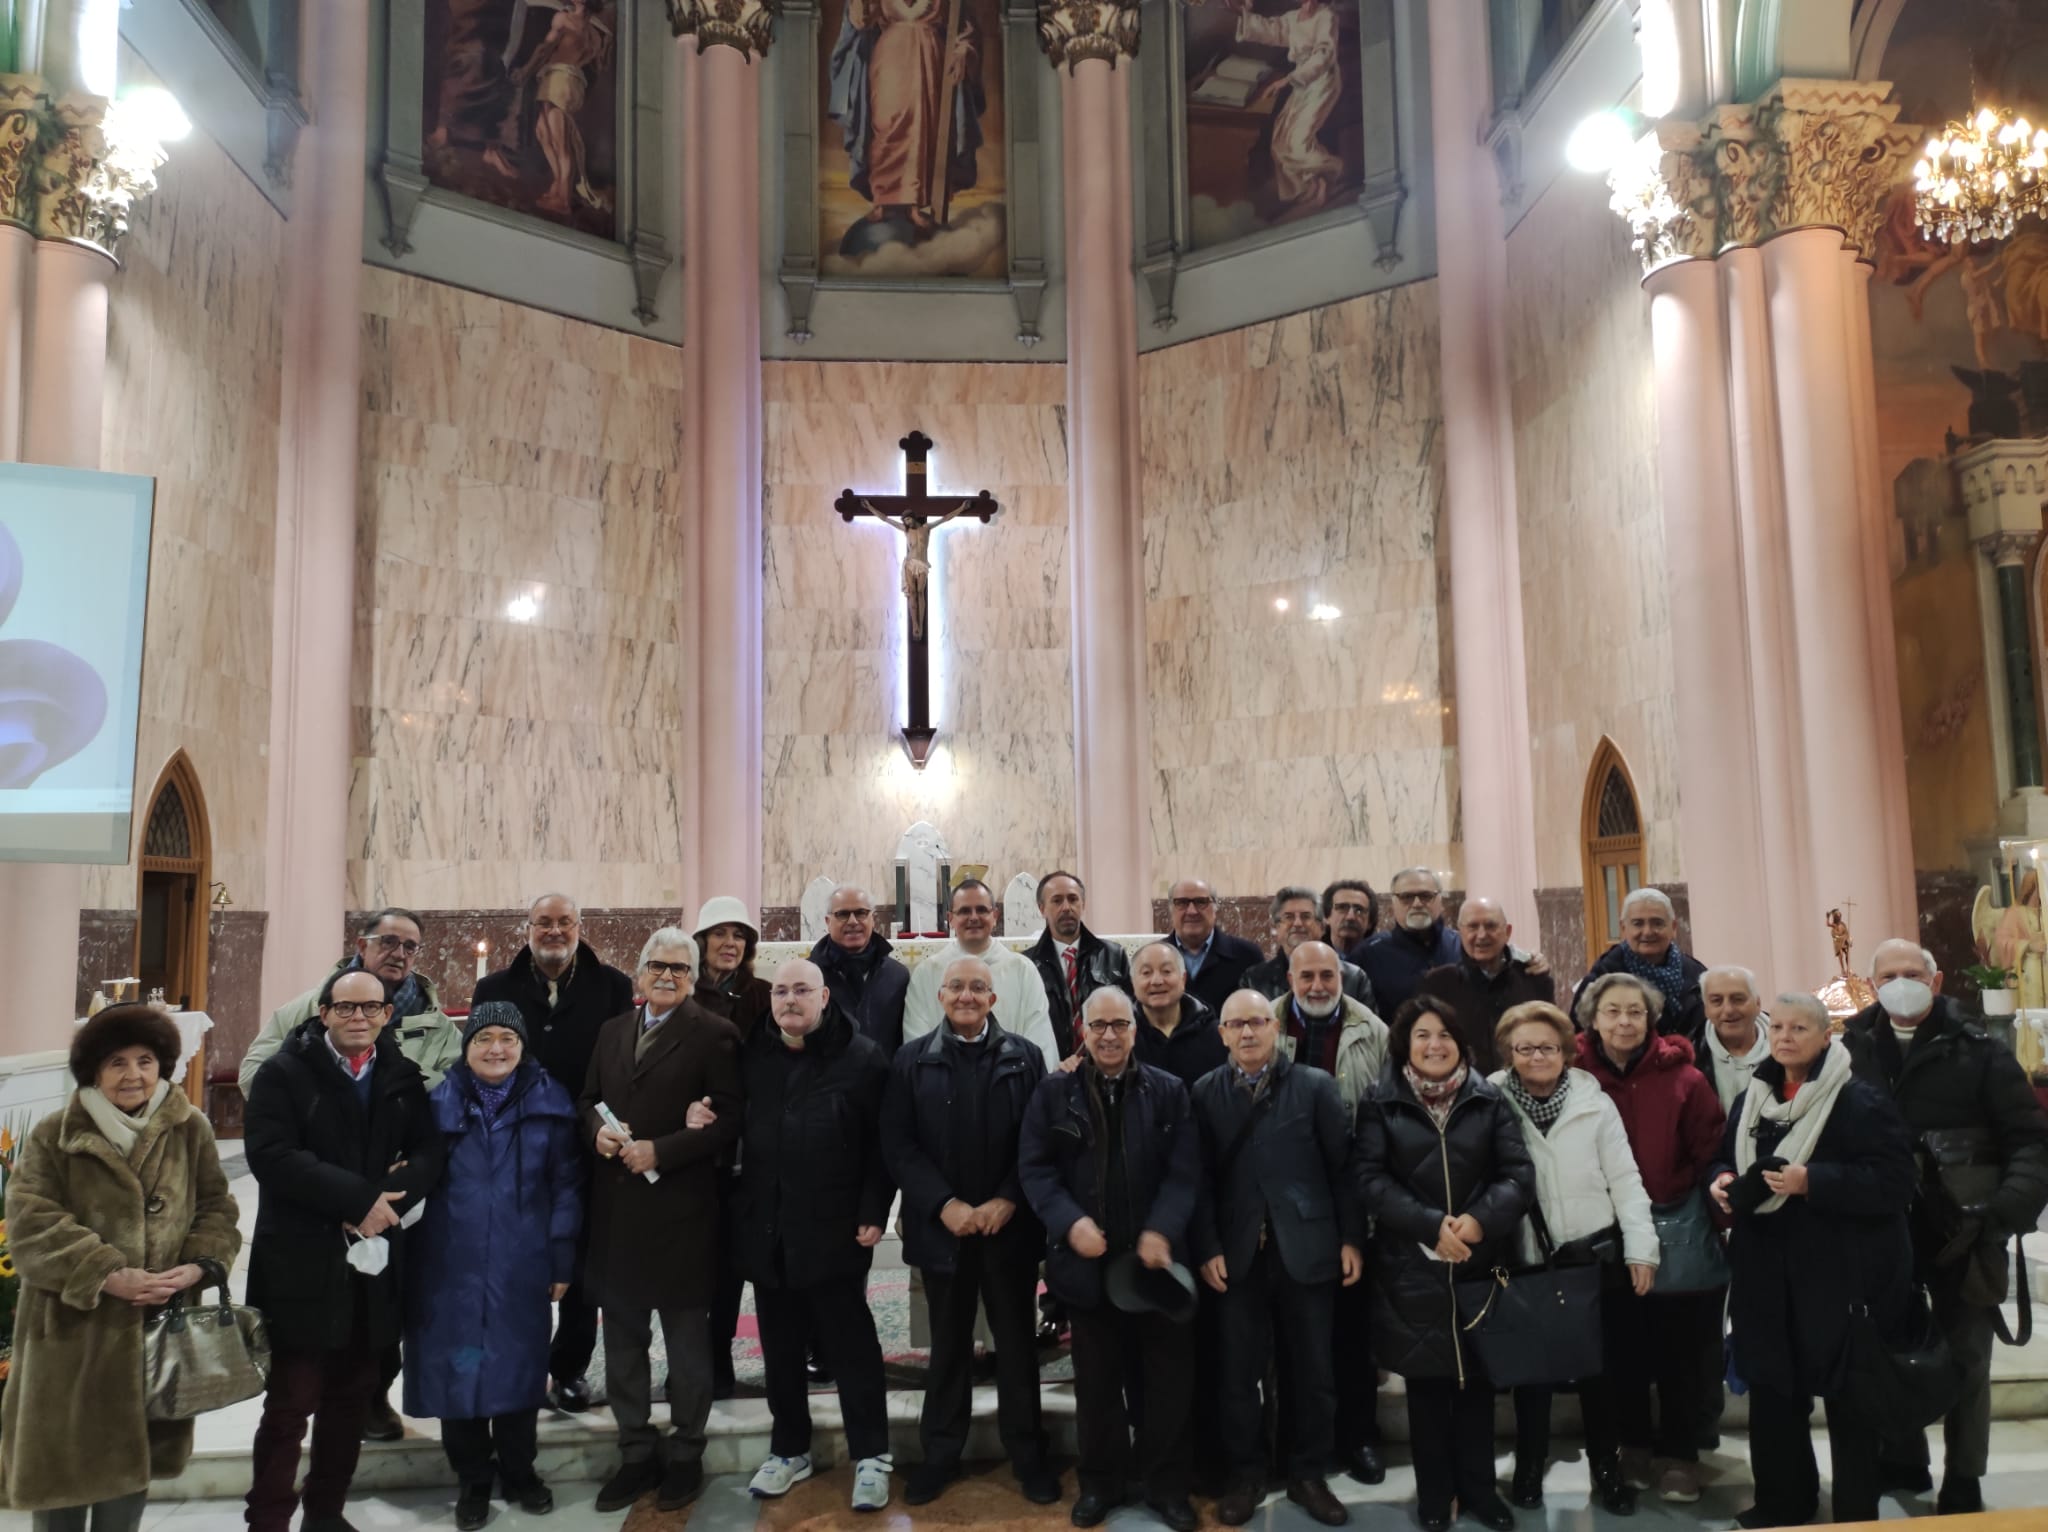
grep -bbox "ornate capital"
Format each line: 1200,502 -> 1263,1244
1036,0 -> 1138,70
1608,78 -> 1919,274
0,75 -> 46,230
665,0 -> 779,58
1978,531 -> 2042,569
34,95 -> 106,247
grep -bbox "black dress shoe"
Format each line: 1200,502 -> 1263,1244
1217,1484 -> 1261,1525
456,1483 -> 491,1531
1879,1459 -> 1933,1494
1346,1443 -> 1386,1485
1146,1494 -> 1198,1532
360,1399 -> 404,1442
905,1461 -> 961,1505
594,1458 -> 662,1513
1418,1508 -> 1451,1532
1019,1465 -> 1064,1505
1937,1475 -> 1984,1515
1589,1460 -> 1637,1517
549,1379 -> 593,1413
1461,1496 -> 1516,1531
1509,1457 -> 1545,1508
658,1459 -> 705,1512
1038,1317 -> 1065,1346
1073,1492 -> 1121,1526
807,1351 -> 835,1385
1288,1477 -> 1349,1526
507,1478 -> 554,1515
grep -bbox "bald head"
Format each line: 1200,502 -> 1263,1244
770,957 -> 829,1041
939,956 -> 995,1036
1222,987 -> 1281,1071
1081,985 -> 1136,1072
1132,939 -> 1187,1020
1457,896 -> 1510,967
1289,940 -> 1343,1018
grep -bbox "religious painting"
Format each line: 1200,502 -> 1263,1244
1182,0 -> 1367,248
420,0 -> 621,240
1867,0 -> 2048,872
816,0 -> 1009,280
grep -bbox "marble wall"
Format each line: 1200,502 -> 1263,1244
1504,170 -> 1680,890
759,361 -> 1075,908
1137,285 -> 1456,900
81,64 -> 286,914
352,269 -> 691,911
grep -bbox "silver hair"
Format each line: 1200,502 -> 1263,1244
1703,963 -> 1759,994
1620,886 -> 1676,921
637,926 -> 698,971
1390,866 -> 1443,893
1868,939 -> 1939,978
528,891 -> 581,918
1270,885 -> 1320,923
1772,992 -> 1832,1031
1083,986 -> 1136,1021
830,882 -> 873,904
1573,971 -> 1667,1030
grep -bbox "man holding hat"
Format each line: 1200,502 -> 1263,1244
1020,988 -> 1202,1531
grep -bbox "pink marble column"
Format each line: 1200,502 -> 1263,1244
1060,56 -> 1153,933
0,224 -> 28,461
1426,0 -> 1538,926
1762,228 -> 1912,972
1643,258 -> 1777,981
679,42 -> 764,914
259,1 -> 370,1015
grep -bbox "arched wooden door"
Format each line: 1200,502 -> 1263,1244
135,753 -> 211,1105
1580,739 -> 1647,953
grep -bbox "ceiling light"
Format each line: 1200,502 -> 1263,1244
1310,603 -> 1341,622
506,593 -> 539,622
1273,597 -> 1290,612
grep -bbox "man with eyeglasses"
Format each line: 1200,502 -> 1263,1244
1192,990 -> 1360,1527
1021,988 -> 1202,1531
1240,887 -> 1376,1006
1416,897 -> 1554,1076
240,905 -> 463,1440
580,928 -> 742,1518
807,883 -> 912,1053
1357,868 -> 1463,1016
1025,870 -> 1135,1055
1571,886 -> 1710,1053
471,893 -> 635,1412
1166,877 -> 1264,1013
883,956 -> 1057,1507
903,879 -> 1059,1067
1324,880 -> 1380,965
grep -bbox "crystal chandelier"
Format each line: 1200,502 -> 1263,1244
1914,106 -> 2048,246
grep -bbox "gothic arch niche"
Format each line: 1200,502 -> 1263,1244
1580,739 -> 1646,951
135,753 -> 212,1104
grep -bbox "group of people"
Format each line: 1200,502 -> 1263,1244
1,867 -> 2043,1532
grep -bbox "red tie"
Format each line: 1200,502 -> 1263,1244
1063,945 -> 1080,1003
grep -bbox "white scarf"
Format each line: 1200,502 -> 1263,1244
1733,1038 -> 1852,1215
77,1081 -> 172,1162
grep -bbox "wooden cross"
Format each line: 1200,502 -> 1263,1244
835,431 -> 999,768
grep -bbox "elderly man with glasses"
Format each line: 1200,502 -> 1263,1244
1240,887 -> 1377,1007
1166,877 -> 1265,1013
807,883 -> 913,1053
1357,869 -> 1463,1016
903,879 -> 1059,1066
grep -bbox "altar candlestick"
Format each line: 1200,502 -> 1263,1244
476,940 -> 489,980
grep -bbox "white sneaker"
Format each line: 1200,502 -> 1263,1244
852,1455 -> 894,1512
749,1454 -> 813,1498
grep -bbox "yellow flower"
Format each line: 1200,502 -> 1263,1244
0,1255 -> 15,1278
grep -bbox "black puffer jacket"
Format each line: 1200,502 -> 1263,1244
245,1019 -> 447,1351
732,1003 -> 894,1288
1134,996 -> 1228,1089
1842,996 -> 2048,1294
1351,1070 -> 1535,1382
882,1019 -> 1047,1274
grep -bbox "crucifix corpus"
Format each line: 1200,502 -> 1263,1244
835,431 -> 999,768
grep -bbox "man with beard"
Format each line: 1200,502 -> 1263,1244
1240,887 -> 1376,1006
240,906 -> 463,1441
1025,870 -> 1134,1056
1570,887 -> 1708,1053
1166,877 -> 1264,1013
1357,868 -> 1462,1016
472,893 -> 635,1413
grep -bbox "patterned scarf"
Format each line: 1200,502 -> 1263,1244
1403,1062 -> 1469,1128
1618,941 -> 1690,1013
472,1074 -> 514,1120
1502,1068 -> 1571,1135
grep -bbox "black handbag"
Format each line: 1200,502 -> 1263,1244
1830,1289 -> 1965,1438
1453,1205 -> 1605,1388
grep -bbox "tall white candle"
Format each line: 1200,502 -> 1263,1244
476,940 -> 489,979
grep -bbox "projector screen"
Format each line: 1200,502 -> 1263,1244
0,464 -> 154,864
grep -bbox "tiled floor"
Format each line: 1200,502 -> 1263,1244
11,1419 -> 2048,1531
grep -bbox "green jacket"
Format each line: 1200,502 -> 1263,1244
237,965 -> 461,1097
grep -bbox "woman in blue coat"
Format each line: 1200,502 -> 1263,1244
404,1002 -> 582,1530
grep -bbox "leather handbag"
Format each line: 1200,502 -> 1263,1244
143,1259 -> 271,1421
1453,1205 -> 1605,1388
1831,1288 -> 1965,1438
1650,1188 -> 1729,1293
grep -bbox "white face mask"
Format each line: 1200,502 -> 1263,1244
344,1232 -> 390,1276
1877,977 -> 1935,1022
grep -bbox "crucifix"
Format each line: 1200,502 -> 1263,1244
835,431 -> 999,768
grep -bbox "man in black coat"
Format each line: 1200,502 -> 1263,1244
244,967 -> 446,1532
1167,876 -> 1264,1013
1021,988 -> 1203,1532
1133,939 -> 1228,1087
1192,991 -> 1360,1527
807,883 -> 912,1054
1025,870 -> 1135,1056
1416,897 -> 1555,1075
1569,887 -> 1708,1052
471,892 -> 636,1410
713,958 -> 896,1509
1357,867 -> 1464,1014
1325,879 -> 1379,966
1239,886 -> 1376,1007
882,954 -> 1056,1507
1844,939 -> 2048,1515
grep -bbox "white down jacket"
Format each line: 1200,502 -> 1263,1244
1488,1067 -> 1660,1269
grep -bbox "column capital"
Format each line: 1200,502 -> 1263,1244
1036,0 -> 1139,71
0,75 -> 47,231
1979,531 -> 2042,569
665,0 -> 779,60
1609,77 -> 1919,275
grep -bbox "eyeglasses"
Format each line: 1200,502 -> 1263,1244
324,1001 -> 389,1019
644,960 -> 693,978
940,980 -> 993,996
770,984 -> 820,1001
529,918 -> 578,932
1277,911 -> 1320,926
1596,1005 -> 1650,1022
1331,901 -> 1371,916
1220,1017 -> 1272,1032
1511,1043 -> 1562,1059
1392,890 -> 1438,904
1084,1018 -> 1134,1034
1170,896 -> 1214,909
369,934 -> 421,955
952,904 -> 994,918
829,908 -> 873,922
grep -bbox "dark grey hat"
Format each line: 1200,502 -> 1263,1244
461,1000 -> 528,1051
1105,1250 -> 1199,1325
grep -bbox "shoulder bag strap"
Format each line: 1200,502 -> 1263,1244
1993,1235 -> 2032,1347
1214,1086 -> 1279,1180
1525,1197 -> 1559,1263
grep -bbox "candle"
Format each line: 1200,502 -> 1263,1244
476,940 -> 489,979
937,863 -> 951,936
895,865 -> 909,937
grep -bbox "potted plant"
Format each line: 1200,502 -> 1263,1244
1966,963 -> 2019,1017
